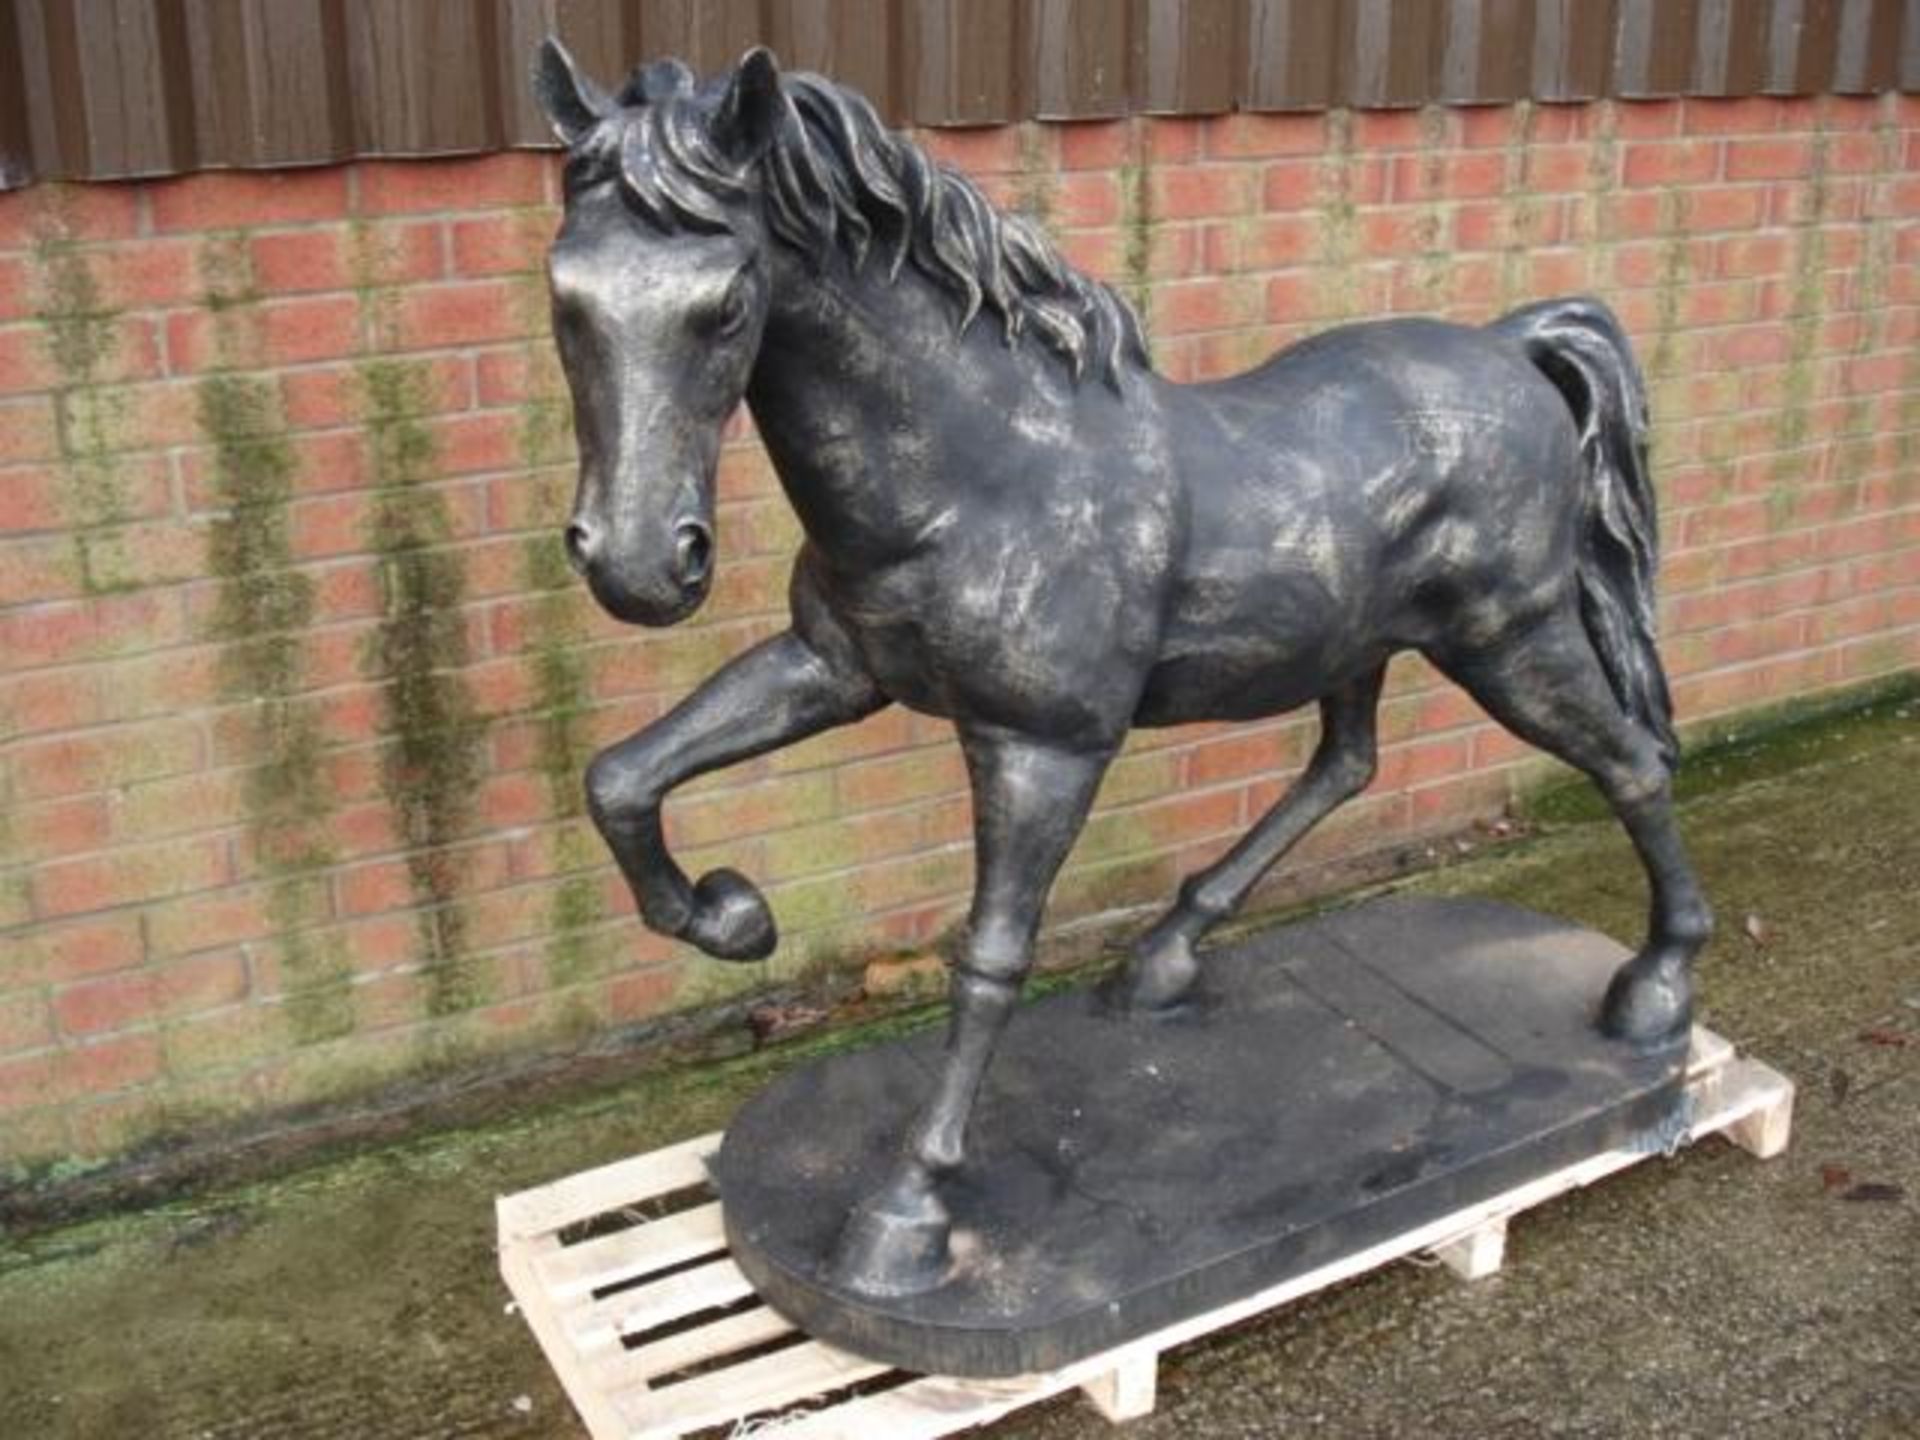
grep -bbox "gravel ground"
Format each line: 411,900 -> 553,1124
1,699 -> 1913,1439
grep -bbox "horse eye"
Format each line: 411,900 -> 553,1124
706,275 -> 753,338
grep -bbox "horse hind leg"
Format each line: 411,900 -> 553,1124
1432,608 -> 1712,1046
1114,665 -> 1388,1012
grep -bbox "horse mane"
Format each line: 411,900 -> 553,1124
573,59 -> 1150,390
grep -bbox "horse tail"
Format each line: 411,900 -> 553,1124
1489,296 -> 1679,771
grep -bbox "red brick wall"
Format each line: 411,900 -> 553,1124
3,93 -> 1916,1170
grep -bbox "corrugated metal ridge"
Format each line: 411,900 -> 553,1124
1,0 -> 1914,190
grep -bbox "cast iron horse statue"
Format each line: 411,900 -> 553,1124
534,41 -> 1713,1298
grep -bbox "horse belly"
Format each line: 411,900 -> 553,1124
1132,569 -> 1366,726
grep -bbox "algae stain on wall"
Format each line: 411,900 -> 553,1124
1769,126 -> 1833,526
1844,101 -> 1906,498
1412,105 -> 1453,310
1879,95 -> 1920,485
1014,123 -> 1058,237
360,360 -> 489,1016
194,231 -> 354,1045
0,723 -> 29,930
351,227 -> 491,1018
522,533 -> 609,990
1645,186 -> 1693,484
1574,103 -> 1620,273
1497,102 -> 1540,310
1119,122 -> 1156,346
30,201 -> 133,593
493,215 -> 615,998
1317,110 -> 1360,323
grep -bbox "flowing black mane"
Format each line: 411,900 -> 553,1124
566,59 -> 1150,389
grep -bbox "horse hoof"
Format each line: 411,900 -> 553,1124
685,868 -> 777,962
1598,954 -> 1691,1048
1104,931 -> 1199,1015
827,1173 -> 953,1298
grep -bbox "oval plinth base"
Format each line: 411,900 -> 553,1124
714,895 -> 1689,1378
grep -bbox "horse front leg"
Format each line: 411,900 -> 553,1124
586,629 -> 885,960
830,727 -> 1112,1297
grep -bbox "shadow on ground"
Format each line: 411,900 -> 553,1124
1,700 -> 1914,1438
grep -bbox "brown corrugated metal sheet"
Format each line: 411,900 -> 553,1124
2,0 -> 1915,189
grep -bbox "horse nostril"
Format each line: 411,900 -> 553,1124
564,520 -> 597,573
673,521 -> 713,588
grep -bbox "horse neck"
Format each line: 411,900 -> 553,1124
745,241 -> 1052,566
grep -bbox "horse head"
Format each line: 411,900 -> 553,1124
534,39 -> 784,626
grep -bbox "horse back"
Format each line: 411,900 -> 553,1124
1137,316 -> 1585,725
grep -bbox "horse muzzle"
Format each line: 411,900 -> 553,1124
566,513 -> 715,627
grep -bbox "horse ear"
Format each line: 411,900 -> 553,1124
714,47 -> 784,165
533,36 -> 613,146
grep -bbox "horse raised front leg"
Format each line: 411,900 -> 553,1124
1115,666 -> 1388,1012
586,629 -> 885,961
830,727 -> 1112,1297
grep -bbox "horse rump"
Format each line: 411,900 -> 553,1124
1488,297 -> 1679,771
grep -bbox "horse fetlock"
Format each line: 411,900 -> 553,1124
911,1118 -> 967,1176
637,880 -> 696,939
1670,899 -> 1715,950
684,868 -> 777,961
1177,873 -> 1237,922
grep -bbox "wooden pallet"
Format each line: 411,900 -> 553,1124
498,1026 -> 1791,1440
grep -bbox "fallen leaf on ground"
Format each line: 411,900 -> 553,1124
747,1002 -> 829,1041
1742,913 -> 1769,946
1820,1164 -> 1852,1193
1857,1026 -> 1910,1047
1839,1182 -> 1905,1203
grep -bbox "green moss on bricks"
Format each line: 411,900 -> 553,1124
31,216 -> 131,593
0,748 -> 28,930
200,375 -> 351,1045
1014,124 -> 1057,235
1318,111 -> 1360,322
196,231 -> 353,1047
1839,106 -> 1901,463
1576,104 -> 1619,259
358,358 -> 489,1017
1776,128 -> 1830,455
1498,102 -> 1540,309
1119,128 -> 1155,343
522,536 -> 589,801
196,230 -> 256,310
1649,188 -> 1690,389
1413,105 -> 1451,308
523,533 -> 609,988
501,241 -> 611,994
268,876 -> 356,1044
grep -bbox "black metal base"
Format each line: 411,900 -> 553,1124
713,896 -> 1689,1378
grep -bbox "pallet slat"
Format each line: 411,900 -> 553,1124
775,1373 -> 1055,1438
566,1255 -> 758,1357
500,1026 -> 1792,1440
499,1133 -> 719,1243
608,1300 -> 797,1386
620,1338 -> 894,1438
535,1202 -> 728,1301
